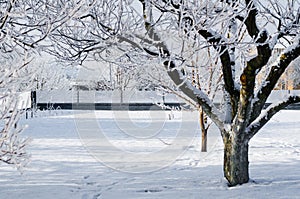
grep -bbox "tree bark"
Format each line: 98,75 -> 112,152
223,133 -> 249,186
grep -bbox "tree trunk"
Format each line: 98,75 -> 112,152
199,108 -> 207,152
201,128 -> 207,152
223,133 -> 249,186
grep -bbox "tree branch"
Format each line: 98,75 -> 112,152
233,0 -> 272,130
0,0 -> 16,30
197,29 -> 239,116
137,0 -> 225,131
242,0 -> 273,71
164,60 -> 225,131
246,95 -> 300,139
251,36 -> 300,122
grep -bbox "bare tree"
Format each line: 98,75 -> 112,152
0,0 -> 91,168
0,53 -> 33,168
50,0 -> 300,186
190,50 -> 222,152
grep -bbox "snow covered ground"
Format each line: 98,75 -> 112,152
0,110 -> 299,199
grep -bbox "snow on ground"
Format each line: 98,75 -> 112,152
0,110 -> 299,199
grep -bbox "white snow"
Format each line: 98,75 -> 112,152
0,110 -> 299,198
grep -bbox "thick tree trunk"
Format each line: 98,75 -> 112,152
223,133 -> 249,186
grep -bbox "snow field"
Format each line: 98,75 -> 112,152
0,110 -> 299,198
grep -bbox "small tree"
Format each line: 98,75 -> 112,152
155,52 -> 222,152
50,0 -> 300,186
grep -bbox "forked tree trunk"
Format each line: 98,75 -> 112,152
223,133 -> 249,186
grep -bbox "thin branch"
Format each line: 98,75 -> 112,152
0,0 -> 16,30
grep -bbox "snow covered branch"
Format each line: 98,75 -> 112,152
0,0 -> 91,169
164,60 -> 225,131
0,109 -> 31,169
251,36 -> 300,122
197,29 -> 239,102
246,95 -> 300,139
136,0 -> 225,130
